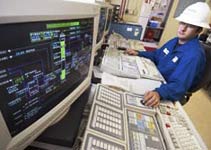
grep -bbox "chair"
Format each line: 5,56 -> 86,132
180,43 -> 211,105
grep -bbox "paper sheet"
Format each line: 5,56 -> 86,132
101,72 -> 162,95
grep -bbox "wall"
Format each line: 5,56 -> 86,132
158,0 -> 179,46
206,0 -> 211,6
110,0 -> 121,5
111,0 -> 143,22
123,0 -> 143,22
110,0 -> 142,22
65,0 -> 95,3
184,90 -> 211,150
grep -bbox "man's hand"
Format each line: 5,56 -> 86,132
143,91 -> 160,107
125,48 -> 138,56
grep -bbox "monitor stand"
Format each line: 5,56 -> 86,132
28,86 -> 91,150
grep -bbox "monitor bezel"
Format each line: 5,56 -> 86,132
104,6 -> 113,36
94,4 -> 109,52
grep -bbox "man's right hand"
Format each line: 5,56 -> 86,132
143,91 -> 160,107
125,49 -> 139,56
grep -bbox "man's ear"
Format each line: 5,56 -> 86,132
197,27 -> 203,34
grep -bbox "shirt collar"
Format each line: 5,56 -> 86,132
173,36 -> 199,52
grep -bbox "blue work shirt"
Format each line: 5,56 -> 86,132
138,37 -> 206,101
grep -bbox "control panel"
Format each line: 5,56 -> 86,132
81,84 -> 166,150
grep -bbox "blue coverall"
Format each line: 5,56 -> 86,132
138,37 -> 206,101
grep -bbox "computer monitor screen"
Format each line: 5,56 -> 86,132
0,18 -> 94,137
105,8 -> 113,32
96,7 -> 108,43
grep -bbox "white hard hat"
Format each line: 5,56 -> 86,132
175,2 -> 211,28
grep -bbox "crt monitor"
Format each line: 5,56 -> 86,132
104,7 -> 113,35
95,0 -> 105,3
96,6 -> 108,48
0,0 -> 97,149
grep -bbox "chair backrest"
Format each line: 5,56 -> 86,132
190,43 -> 211,92
180,43 -> 211,105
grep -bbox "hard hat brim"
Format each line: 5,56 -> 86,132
175,16 -> 210,29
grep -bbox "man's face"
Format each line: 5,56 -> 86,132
177,22 -> 201,43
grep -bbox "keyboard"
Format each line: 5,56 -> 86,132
128,39 -> 145,51
108,33 -> 129,49
82,132 -> 126,150
101,48 -> 121,71
101,48 -> 165,82
107,33 -> 145,51
96,84 -> 123,110
126,109 -> 165,150
120,55 -> 140,78
101,48 -> 141,79
89,104 -> 125,140
81,84 -> 208,150
82,84 -> 165,150
124,92 -> 155,113
136,57 -> 165,82
156,102 -> 207,150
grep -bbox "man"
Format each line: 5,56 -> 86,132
127,2 -> 210,107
